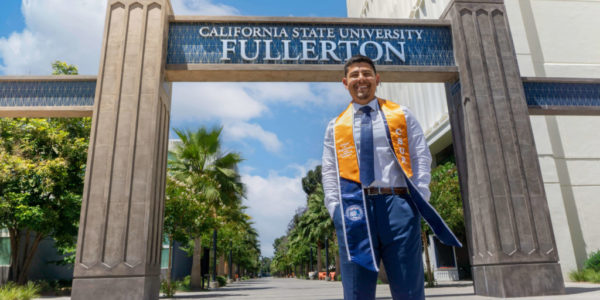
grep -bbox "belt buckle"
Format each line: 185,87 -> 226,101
365,187 -> 382,196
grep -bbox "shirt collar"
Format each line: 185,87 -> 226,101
352,97 -> 378,114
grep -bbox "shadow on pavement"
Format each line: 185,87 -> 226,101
565,286 -> 600,295
435,282 -> 474,288
217,286 -> 273,292
163,294 -> 248,299
426,293 -> 476,298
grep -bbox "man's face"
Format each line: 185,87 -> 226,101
342,62 -> 380,105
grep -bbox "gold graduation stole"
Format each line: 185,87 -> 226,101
334,98 -> 412,184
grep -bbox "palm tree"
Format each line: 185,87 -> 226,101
293,184 -> 335,274
168,127 -> 244,288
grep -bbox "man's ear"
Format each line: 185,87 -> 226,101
376,74 -> 381,86
342,77 -> 349,90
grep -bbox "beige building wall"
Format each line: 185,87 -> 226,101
346,0 -> 600,279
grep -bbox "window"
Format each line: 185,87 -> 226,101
0,229 -> 10,266
160,234 -> 169,269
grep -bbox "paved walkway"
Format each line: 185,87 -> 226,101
36,277 -> 600,299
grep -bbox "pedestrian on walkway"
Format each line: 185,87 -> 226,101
321,55 -> 462,300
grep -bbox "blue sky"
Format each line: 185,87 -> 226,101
0,0 -> 351,257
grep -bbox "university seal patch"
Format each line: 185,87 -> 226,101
345,205 -> 364,222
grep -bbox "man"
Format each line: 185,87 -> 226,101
322,55 -> 461,300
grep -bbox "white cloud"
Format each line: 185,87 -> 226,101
242,170 -> 307,257
242,82 -> 349,108
171,82 -> 267,122
171,0 -> 239,15
171,82 -> 283,153
0,0 -> 105,75
223,122 -> 283,153
0,0 -> 238,75
169,82 -> 348,154
286,158 -> 321,177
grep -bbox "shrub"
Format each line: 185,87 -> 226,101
35,279 -> 72,296
0,282 -> 41,300
569,270 -> 587,282
160,280 -> 177,298
570,269 -> 600,283
584,250 -> 600,272
216,275 -> 228,287
176,275 -> 191,291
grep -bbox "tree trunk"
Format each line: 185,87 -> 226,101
228,247 -> 232,280
334,232 -> 340,279
8,228 -> 19,282
316,242 -> 322,273
325,239 -> 329,277
8,228 -> 45,284
190,237 -> 202,289
422,231 -> 434,287
335,252 -> 340,279
219,255 -> 226,276
18,233 -> 43,284
167,235 -> 174,284
211,229 -> 217,282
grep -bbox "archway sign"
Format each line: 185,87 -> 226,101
2,0 -> 600,299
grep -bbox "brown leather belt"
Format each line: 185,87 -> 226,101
363,187 -> 408,196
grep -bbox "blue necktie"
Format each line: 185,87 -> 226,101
359,106 -> 375,186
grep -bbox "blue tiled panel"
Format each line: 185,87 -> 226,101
0,80 -> 96,107
167,22 -> 455,66
523,81 -> 600,108
448,80 -> 461,98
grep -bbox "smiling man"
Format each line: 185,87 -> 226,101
321,55 -> 461,300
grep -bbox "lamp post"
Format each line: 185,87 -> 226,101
210,229 -> 217,288
309,247 -> 314,278
325,238 -> 330,280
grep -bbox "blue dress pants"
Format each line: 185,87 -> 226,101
334,193 -> 425,300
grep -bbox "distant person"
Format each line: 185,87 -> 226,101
321,55 -> 461,300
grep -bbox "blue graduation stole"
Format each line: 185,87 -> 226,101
333,99 -> 462,272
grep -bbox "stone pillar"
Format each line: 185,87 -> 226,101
71,1 -> 172,299
445,0 -> 565,297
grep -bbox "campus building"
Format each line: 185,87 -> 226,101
346,0 -> 600,280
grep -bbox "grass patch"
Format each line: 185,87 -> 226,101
160,280 -> 178,298
0,282 -> 41,300
216,275 -> 228,287
585,250 -> 600,272
569,250 -> 600,284
569,269 -> 600,283
176,275 -> 191,292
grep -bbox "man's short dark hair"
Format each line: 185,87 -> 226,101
344,55 -> 377,76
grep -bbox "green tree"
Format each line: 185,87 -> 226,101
271,236 -> 291,276
0,118 -> 90,284
0,62 -> 89,284
291,184 -> 334,273
421,161 -> 464,287
274,165 -> 337,278
301,165 -> 321,195
51,61 -> 78,75
168,127 -> 245,288
162,176 -> 204,294
429,162 -> 464,240
260,257 -> 272,276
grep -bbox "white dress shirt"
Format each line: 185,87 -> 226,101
322,98 -> 432,218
